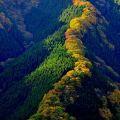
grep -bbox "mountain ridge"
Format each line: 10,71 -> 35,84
0,0 -> 120,120
28,0 -> 120,119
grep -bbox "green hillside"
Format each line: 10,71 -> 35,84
0,0 -> 120,120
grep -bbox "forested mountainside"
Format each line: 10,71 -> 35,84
0,0 -> 120,120
0,0 -> 71,62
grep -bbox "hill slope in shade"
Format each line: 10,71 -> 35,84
0,0 -> 71,62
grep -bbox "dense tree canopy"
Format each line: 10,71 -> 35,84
0,0 -> 120,120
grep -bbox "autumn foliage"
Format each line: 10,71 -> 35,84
29,0 -> 97,119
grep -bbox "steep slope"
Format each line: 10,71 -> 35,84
28,0 -> 120,120
0,25 -> 78,120
0,0 -> 120,120
0,1 -> 86,120
89,0 -> 120,76
0,1 -> 72,119
28,0 -> 96,119
0,0 -> 71,62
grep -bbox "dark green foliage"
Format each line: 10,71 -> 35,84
25,0 -> 72,42
0,25 -> 74,120
0,26 -> 25,61
8,45 -> 74,120
59,5 -> 85,23
0,25 -> 67,92
0,0 -> 72,61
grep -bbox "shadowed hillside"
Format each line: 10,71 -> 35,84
0,0 -> 71,62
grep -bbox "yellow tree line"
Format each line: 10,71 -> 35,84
65,0 -> 96,76
31,0 -> 98,119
